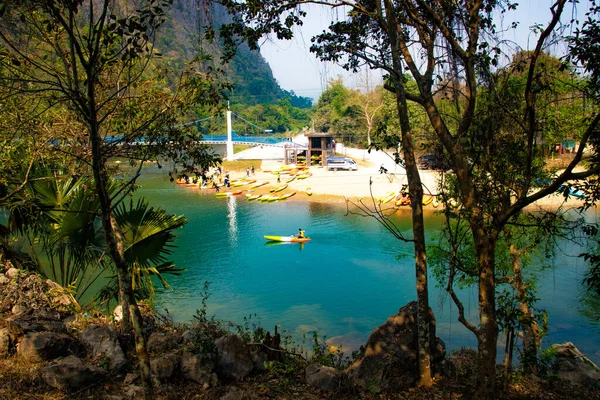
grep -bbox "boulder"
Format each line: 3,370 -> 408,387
5,268 -> 20,279
113,305 -> 123,323
80,324 -> 126,372
215,335 -> 254,381
18,331 -> 75,362
550,342 -> 600,388
180,351 -> 215,387
250,345 -> 268,372
345,301 -> 445,392
146,331 -> 180,355
41,356 -> 104,392
150,351 -> 180,381
305,364 -> 344,392
6,312 -> 67,340
11,304 -> 27,316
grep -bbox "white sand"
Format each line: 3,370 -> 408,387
229,143 -> 584,208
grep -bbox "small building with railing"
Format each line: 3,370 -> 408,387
300,132 -> 336,167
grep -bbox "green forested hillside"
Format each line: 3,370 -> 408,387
158,1 -> 311,110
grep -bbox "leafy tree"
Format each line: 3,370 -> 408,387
215,2 -> 600,397
0,1 -> 225,396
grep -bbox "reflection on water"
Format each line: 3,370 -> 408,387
137,173 -> 600,364
226,195 -> 238,243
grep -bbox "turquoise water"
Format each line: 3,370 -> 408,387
138,170 -> 599,364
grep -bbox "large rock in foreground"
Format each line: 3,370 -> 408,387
80,324 -> 126,372
550,342 -> 600,388
215,335 -> 254,381
41,356 -> 104,392
346,301 -> 445,392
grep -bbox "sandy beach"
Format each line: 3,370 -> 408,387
226,144 -> 583,209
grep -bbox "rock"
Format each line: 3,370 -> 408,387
18,331 -> 75,362
180,351 -> 215,386
345,301 -> 445,392
113,305 -> 123,323
550,342 -> 600,388
219,386 -> 244,400
250,345 -> 268,372
0,273 -> 9,285
150,351 -> 180,381
305,364 -> 344,392
147,331 -> 180,355
6,313 -> 67,339
41,356 -> 104,392
0,328 -> 10,357
80,324 -> 126,372
181,329 -> 195,345
215,335 -> 254,381
5,268 -> 19,279
11,304 -> 27,316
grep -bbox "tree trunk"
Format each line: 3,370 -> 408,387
387,8 -> 432,385
510,244 -> 540,372
475,238 -> 499,399
503,328 -> 514,391
89,120 -> 153,399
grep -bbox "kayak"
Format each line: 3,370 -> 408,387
270,184 -> 288,193
277,192 -> 296,200
249,181 -> 268,189
264,235 -> 311,243
380,191 -> 396,204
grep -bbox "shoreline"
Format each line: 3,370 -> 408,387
202,155 -> 587,210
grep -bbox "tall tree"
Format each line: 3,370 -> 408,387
0,1 -> 223,397
216,1 -> 600,397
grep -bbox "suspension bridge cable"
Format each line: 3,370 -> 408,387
173,116 -> 215,128
231,112 -> 271,133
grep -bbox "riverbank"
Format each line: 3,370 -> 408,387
221,145 -> 586,209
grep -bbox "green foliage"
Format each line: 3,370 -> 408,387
579,223 -> 600,295
537,346 -> 560,382
305,331 -> 350,369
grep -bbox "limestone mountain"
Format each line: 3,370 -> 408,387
157,1 -> 312,108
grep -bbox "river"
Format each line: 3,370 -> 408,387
137,169 -> 600,364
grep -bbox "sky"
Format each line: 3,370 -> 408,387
259,1 -> 592,102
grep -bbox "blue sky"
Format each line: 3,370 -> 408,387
259,1 -> 592,102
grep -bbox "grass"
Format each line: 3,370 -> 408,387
221,159 -> 260,173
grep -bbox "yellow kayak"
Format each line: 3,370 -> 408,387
270,184 -> 288,193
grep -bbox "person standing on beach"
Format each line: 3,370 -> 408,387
277,172 -> 281,183
251,165 -> 255,175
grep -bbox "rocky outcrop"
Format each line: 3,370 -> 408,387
18,331 -> 77,362
215,335 -> 255,381
181,350 -> 217,388
6,311 -> 68,338
346,301 -> 446,392
147,331 -> 181,354
550,342 -> 600,388
150,351 -> 180,381
41,356 -> 104,392
80,324 -> 126,372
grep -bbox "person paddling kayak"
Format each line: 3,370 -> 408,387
297,228 -> 305,238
